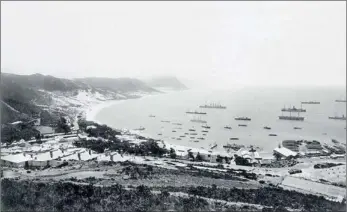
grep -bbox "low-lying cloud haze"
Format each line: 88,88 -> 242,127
1,1 -> 346,88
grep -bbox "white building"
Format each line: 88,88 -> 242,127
273,147 -> 298,159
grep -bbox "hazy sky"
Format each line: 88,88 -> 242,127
1,1 -> 346,88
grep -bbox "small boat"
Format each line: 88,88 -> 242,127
235,117 -> 251,121
161,120 -> 170,123
149,114 -> 156,118
202,134 -> 206,136
202,124 -> 211,129
190,133 -> 198,135
294,127 -> 302,130
329,115 -> 346,120
202,130 -> 209,133
157,133 -> 162,136
188,128 -> 196,131
179,135 -> 185,138
172,130 -> 177,132
172,123 -> 183,126
177,138 -> 182,141
210,143 -> 218,149
301,101 -> 320,104
269,134 -> 277,136
194,140 -> 200,143
229,138 -> 239,140
190,137 -> 195,139
171,137 -> 175,139
335,99 -> 347,103
238,124 -> 247,127
223,144 -> 245,151
134,127 -> 145,131
197,137 -> 205,140
184,133 -> 189,135
224,126 -> 232,129
264,126 -> 271,130
332,139 -> 339,144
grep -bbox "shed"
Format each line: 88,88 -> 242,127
273,147 -> 298,158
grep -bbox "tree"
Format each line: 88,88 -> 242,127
169,148 -> 177,159
188,151 -> 195,160
196,152 -> 203,162
216,155 -> 223,163
56,116 -> 71,134
273,152 -> 282,161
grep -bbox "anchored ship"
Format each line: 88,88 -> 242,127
186,110 -> 207,115
202,124 -> 211,129
281,105 -> 306,112
199,102 -> 227,109
235,117 -> 251,121
190,116 -> 207,123
301,101 -> 320,104
329,114 -> 346,120
279,110 -> 305,121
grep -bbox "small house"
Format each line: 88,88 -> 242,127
1,153 -> 32,168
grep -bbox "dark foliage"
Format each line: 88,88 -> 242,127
183,185 -> 345,212
1,179 -> 212,212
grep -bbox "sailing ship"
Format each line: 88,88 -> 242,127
199,102 -> 227,109
279,110 -> 305,121
329,114 -> 346,120
186,110 -> 207,115
281,104 -> 306,112
202,124 -> 211,129
301,101 -> 320,104
190,116 -> 207,123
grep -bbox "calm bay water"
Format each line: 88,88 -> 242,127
95,86 -> 346,153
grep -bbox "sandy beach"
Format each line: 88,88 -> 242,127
85,100 -> 126,124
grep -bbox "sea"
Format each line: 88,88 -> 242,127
94,86 -> 346,154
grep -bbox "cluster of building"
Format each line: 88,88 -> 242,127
274,139 -> 346,160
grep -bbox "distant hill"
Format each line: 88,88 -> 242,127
144,76 -> 188,90
75,77 -> 159,93
0,73 -> 160,125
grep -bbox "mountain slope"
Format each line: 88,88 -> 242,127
75,77 -> 160,93
144,76 -> 188,90
1,73 -> 160,125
